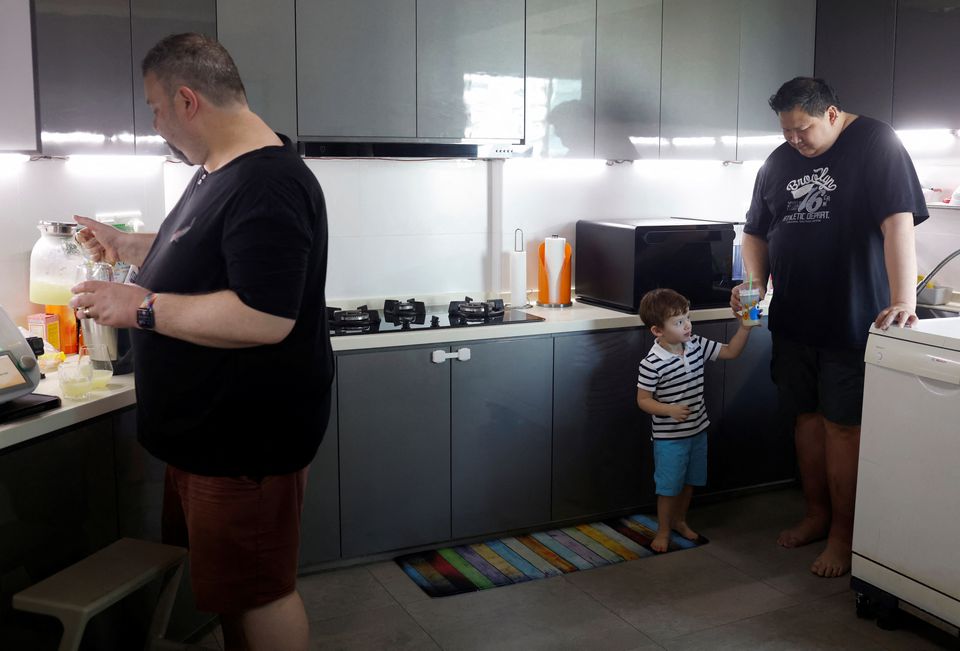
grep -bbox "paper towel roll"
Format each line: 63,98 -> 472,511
510,250 -> 527,307
544,236 -> 566,305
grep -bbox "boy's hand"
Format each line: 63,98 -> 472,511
667,404 -> 691,422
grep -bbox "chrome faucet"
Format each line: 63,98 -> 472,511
917,248 -> 960,298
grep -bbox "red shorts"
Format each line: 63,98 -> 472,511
161,465 -> 307,614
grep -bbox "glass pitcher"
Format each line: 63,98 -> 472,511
29,221 -> 83,306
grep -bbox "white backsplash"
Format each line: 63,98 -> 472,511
2,151 -> 960,326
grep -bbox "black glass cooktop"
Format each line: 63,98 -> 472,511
328,298 -> 544,336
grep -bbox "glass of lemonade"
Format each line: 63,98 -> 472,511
80,344 -> 113,391
58,358 -> 93,401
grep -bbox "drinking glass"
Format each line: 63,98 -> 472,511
58,356 -> 93,401
81,344 -> 113,390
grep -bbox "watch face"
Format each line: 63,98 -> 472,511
137,307 -> 155,330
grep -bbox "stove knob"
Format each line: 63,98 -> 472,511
431,316 -> 440,328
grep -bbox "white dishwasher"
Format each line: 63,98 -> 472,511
853,317 -> 960,629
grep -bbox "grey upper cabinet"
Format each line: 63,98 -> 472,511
0,0 -> 39,152
34,0 -> 135,155
660,0 -> 740,160
525,0 -> 596,158
815,0 -> 896,124
417,0 -> 525,140
595,0 -> 662,161
217,0 -> 296,139
451,337 -> 553,539
131,0 -> 216,155
893,0 -> 960,129
737,0 -> 815,161
296,0 -> 416,139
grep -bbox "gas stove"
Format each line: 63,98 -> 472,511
327,297 -> 544,336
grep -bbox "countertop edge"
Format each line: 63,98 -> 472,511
331,302 -> 736,352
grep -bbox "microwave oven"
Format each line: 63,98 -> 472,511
575,219 -> 736,313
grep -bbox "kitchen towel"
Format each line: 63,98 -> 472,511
509,250 -> 527,307
395,512 -> 708,598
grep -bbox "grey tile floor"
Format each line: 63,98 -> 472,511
199,488 -> 959,650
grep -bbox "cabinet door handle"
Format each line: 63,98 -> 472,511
431,347 -> 471,364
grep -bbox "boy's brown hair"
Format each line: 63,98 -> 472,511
639,288 -> 690,328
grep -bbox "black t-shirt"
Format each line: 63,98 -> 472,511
744,116 -> 928,349
132,135 -> 333,476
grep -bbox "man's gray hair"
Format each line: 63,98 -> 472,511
142,33 -> 246,107
768,77 -> 842,116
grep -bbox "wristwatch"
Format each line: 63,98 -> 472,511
137,292 -> 157,330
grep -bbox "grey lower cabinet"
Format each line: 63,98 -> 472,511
217,0 -> 297,140
552,327 -> 654,520
815,0 -> 896,124
710,319 -> 795,492
299,377 -> 340,567
338,345 -> 451,558
337,336 -> 553,557
450,337 -> 553,539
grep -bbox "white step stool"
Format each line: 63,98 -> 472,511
12,537 -> 188,651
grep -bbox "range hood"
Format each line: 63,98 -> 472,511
297,141 -> 525,159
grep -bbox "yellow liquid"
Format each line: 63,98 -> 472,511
30,280 -> 74,306
91,369 -> 113,390
60,376 -> 92,400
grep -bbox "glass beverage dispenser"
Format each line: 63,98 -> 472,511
29,221 -> 84,353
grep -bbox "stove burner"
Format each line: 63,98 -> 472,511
327,305 -> 381,333
448,296 -> 505,321
383,299 -> 426,325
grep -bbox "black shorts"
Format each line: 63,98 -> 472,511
770,333 -> 866,426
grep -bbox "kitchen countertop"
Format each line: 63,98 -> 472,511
1,301 -> 737,449
0,372 -> 136,452
331,299 -> 737,352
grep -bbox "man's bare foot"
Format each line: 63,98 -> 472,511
810,538 -> 851,577
651,530 -> 670,552
674,521 -> 699,541
777,515 -> 829,548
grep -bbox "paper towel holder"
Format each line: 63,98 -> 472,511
537,234 -> 573,308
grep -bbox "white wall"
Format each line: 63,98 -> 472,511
3,148 -> 960,327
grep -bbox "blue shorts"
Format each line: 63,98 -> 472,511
653,431 -> 708,497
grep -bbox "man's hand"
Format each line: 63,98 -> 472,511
730,281 -> 766,315
874,302 -> 917,330
74,215 -> 126,265
70,280 -> 150,328
667,403 -> 691,422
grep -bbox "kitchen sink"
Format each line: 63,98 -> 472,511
916,305 -> 958,319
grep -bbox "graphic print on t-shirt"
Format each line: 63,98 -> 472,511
782,166 -> 837,225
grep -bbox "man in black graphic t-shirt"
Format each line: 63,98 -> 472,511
731,77 -> 927,578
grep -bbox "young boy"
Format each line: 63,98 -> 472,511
636,288 -> 754,552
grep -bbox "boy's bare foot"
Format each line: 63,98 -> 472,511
651,530 -> 671,552
810,538 -> 851,577
777,515 -> 829,548
673,521 -> 699,541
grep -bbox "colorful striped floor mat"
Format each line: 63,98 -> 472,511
395,513 -> 708,597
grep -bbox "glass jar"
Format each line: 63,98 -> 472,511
29,221 -> 83,306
